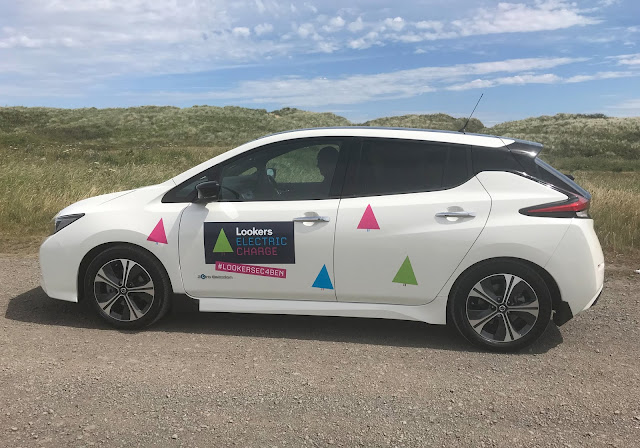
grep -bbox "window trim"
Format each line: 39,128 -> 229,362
162,137 -> 353,203
341,137 -> 473,198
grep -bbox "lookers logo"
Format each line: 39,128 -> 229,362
236,227 -> 273,236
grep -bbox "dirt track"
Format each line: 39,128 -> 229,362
1,254 -> 639,447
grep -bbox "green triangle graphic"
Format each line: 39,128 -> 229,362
213,228 -> 233,253
392,256 -> 418,285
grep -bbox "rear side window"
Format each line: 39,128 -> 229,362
472,146 -> 522,174
347,139 -> 471,197
473,144 -> 590,199
534,159 -> 591,199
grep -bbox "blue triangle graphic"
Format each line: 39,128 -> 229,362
312,264 -> 334,290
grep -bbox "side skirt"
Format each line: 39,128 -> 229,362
192,296 -> 448,325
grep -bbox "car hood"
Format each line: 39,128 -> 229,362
56,189 -> 137,217
55,179 -> 177,218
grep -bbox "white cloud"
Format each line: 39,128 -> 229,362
254,23 -> 273,36
612,53 -> 640,66
0,0 -> 615,103
297,23 -> 316,38
565,71 -> 635,82
232,27 -> 251,37
347,17 -> 364,33
151,57 -> 584,107
447,70 -> 637,91
447,74 -> 562,90
415,21 -> 444,32
607,98 -> 640,116
323,16 -> 345,33
383,17 -> 405,32
348,31 -> 380,50
451,1 -> 600,37
339,1 -> 601,51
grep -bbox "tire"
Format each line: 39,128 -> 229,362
448,259 -> 552,352
84,245 -> 172,329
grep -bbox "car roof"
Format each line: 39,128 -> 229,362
249,126 -> 515,148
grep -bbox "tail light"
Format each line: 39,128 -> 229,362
519,194 -> 590,218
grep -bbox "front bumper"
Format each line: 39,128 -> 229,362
39,234 -> 81,302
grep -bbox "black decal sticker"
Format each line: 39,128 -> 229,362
204,222 -> 295,265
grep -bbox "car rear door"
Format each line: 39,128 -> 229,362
178,137 -> 350,301
334,138 -> 491,305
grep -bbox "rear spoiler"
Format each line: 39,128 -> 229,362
500,138 -> 544,159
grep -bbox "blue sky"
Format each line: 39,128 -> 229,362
0,0 -> 638,125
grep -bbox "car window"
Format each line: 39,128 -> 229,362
349,139 -> 470,196
219,140 -> 343,201
535,159 -> 591,199
162,138 -> 346,203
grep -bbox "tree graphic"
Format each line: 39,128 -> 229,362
147,218 -> 168,244
312,264 -> 334,290
213,228 -> 233,253
392,256 -> 418,286
357,204 -> 380,230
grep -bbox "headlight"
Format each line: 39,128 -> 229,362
52,213 -> 85,234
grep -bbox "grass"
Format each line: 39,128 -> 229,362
1,106 -> 638,255
573,171 -> 640,254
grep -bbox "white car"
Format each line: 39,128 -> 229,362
40,127 -> 604,351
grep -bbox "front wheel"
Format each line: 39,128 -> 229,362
449,260 -> 552,352
84,245 -> 172,329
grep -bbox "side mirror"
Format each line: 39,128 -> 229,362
266,167 -> 276,179
194,181 -> 221,203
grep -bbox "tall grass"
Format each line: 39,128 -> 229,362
574,171 -> 640,254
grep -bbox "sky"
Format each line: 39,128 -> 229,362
0,0 -> 639,125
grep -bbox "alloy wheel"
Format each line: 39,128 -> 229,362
93,258 -> 155,322
465,273 -> 540,343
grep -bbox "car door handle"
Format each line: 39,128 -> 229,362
293,216 -> 331,223
435,211 -> 476,218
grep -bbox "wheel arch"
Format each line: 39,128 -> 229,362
77,242 -> 173,303
446,256 -> 564,323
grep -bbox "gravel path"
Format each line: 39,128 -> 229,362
1,254 -> 639,447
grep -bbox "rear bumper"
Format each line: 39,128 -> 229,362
553,283 -> 603,326
545,219 -> 605,319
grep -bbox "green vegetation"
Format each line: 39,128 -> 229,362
363,113 -> 484,133
489,113 -> 640,172
1,106 -> 638,254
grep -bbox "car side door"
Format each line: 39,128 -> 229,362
334,138 -> 491,305
176,137 -> 351,301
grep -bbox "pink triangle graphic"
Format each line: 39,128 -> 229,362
357,204 -> 380,230
147,218 -> 168,244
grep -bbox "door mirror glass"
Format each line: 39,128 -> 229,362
194,181 -> 221,203
266,167 -> 276,179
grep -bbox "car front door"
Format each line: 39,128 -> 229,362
178,137 -> 349,301
334,138 -> 491,305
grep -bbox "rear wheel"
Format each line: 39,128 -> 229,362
449,260 -> 552,352
84,245 -> 172,329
